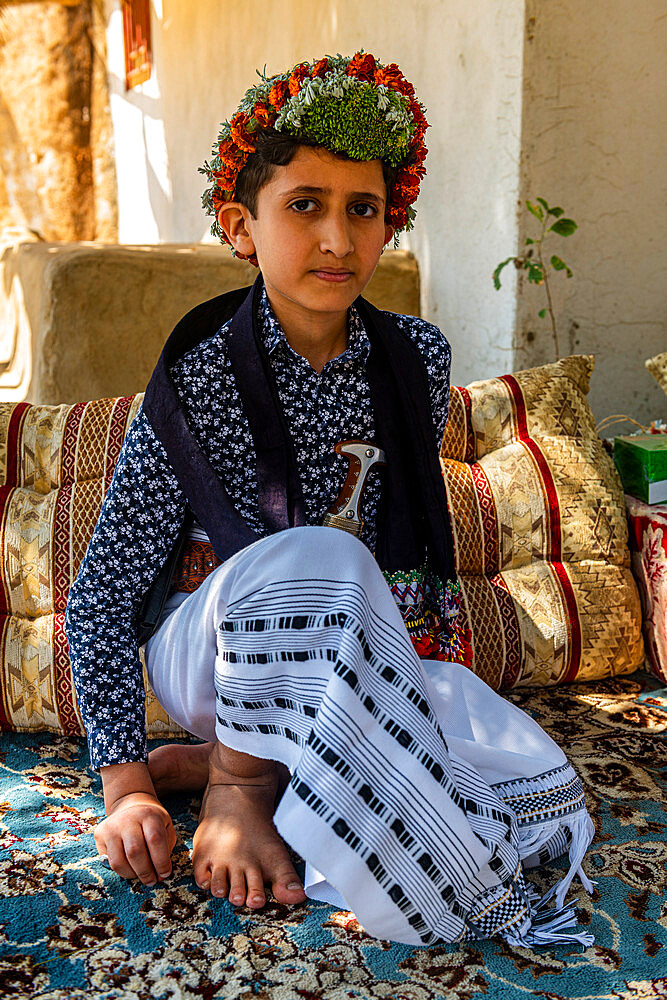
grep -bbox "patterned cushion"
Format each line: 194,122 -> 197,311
0,354 -> 644,736
625,494 -> 667,683
645,351 -> 667,396
439,354 -> 644,689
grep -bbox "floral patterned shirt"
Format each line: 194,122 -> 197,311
65,290 -> 451,769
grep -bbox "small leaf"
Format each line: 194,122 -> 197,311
492,257 -> 515,289
536,197 -> 549,212
550,255 -> 566,271
549,218 -> 577,237
538,308 -> 547,319
548,206 -> 564,218
527,263 -> 545,285
525,237 -> 535,245
526,200 -> 544,221
565,266 -> 573,278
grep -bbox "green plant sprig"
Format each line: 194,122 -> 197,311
493,197 -> 577,360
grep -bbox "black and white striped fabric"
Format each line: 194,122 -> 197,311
146,525 -> 594,947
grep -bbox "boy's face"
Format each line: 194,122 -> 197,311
218,146 -> 393,329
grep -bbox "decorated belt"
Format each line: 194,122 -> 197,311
171,539 -> 222,594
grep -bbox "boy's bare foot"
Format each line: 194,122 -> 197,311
147,741 -> 214,795
192,742 -> 306,909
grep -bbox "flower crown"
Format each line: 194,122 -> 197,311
199,52 -> 429,265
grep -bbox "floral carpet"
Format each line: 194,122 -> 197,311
0,672 -> 665,1000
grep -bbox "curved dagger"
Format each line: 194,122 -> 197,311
321,439 -> 386,537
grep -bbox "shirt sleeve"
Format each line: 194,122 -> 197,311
64,407 -> 187,770
388,313 -> 452,448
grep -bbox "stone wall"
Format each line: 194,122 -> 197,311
0,0 -> 117,241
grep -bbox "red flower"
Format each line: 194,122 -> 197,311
408,99 -> 430,139
268,79 -> 289,109
229,112 -> 256,153
393,168 -> 421,202
312,57 -> 329,79
346,52 -> 377,82
288,62 -> 311,96
374,62 -> 415,99
387,204 -> 408,229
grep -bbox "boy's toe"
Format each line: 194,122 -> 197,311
193,857 -> 213,891
228,870 -> 247,906
209,867 -> 229,898
245,866 -> 266,908
271,864 -> 306,905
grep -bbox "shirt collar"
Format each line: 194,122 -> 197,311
257,287 -> 371,366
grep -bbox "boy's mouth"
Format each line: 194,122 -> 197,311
311,269 -> 354,283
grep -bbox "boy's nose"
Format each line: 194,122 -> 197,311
318,214 -> 354,257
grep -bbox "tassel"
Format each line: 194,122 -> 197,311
553,814 -> 596,909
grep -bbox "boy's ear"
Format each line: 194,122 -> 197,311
216,203 -> 257,258
383,224 -> 394,247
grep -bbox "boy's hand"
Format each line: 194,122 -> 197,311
97,763 -> 177,885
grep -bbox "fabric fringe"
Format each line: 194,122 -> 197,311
505,811 -> 596,949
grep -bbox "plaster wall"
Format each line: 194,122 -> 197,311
104,0 -> 525,386
518,0 -> 667,424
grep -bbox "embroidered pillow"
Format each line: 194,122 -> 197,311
440,354 -> 644,688
0,354 -> 645,736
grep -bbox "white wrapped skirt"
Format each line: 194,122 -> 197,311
145,526 -> 594,948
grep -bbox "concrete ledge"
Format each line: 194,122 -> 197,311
0,239 -> 420,404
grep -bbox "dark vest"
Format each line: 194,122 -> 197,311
137,276 -> 455,642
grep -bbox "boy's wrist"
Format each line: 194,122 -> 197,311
100,761 -> 157,812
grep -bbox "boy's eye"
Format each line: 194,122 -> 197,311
350,203 -> 377,218
290,199 -> 317,212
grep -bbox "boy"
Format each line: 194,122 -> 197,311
66,53 -> 594,947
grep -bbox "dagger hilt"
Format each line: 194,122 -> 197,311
321,440 -> 386,537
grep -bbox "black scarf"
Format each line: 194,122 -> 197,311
138,276 -> 454,638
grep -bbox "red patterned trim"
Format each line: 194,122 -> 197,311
60,402 -> 86,487
0,613 -> 11,730
491,575 -> 522,689
4,402 -> 30,488
500,374 -> 561,561
552,561 -> 582,683
52,484 -> 74,613
0,486 -> 13,616
457,386 -> 475,463
470,462 -> 499,575
105,396 -> 134,480
53,612 -> 83,736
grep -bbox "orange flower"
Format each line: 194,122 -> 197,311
217,138 -> 247,168
268,79 -> 289,109
374,62 -> 415,98
346,51 -> 377,82
230,112 -> 256,153
253,102 -> 274,128
214,163 -> 239,192
312,57 -> 329,78
288,62 -> 311,96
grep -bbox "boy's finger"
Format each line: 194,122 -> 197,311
121,828 -> 158,884
105,839 -> 140,881
142,815 -> 173,879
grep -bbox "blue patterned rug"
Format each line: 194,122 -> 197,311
1,672 -> 665,999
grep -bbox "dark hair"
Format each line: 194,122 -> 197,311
235,128 -> 397,219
